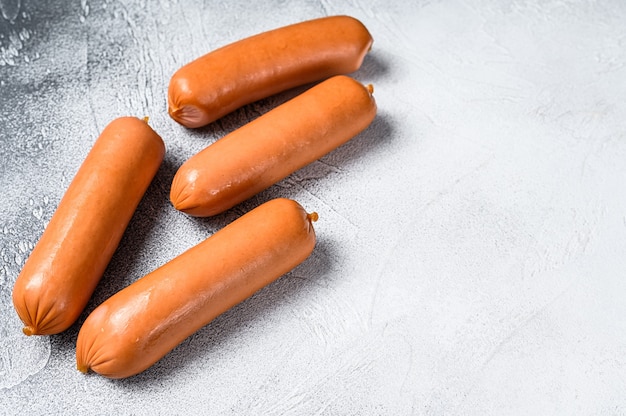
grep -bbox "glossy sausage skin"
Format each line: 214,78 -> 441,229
168,15 -> 373,128
76,198 -> 317,379
12,117 -> 165,336
170,75 -> 376,217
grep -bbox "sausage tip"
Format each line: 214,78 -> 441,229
170,185 -> 196,214
22,326 -> 35,336
77,363 -> 90,374
307,212 -> 319,223
170,171 -> 209,215
172,200 -> 201,215
168,103 -> 208,129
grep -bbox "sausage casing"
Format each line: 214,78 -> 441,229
76,198 -> 317,379
170,75 -> 376,217
12,117 -> 165,336
168,15 -> 373,128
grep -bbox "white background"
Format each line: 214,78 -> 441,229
1,0 -> 626,414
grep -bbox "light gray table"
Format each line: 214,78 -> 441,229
2,1 -> 626,414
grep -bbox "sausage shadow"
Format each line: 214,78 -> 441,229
317,110 -> 395,170
90,156 -> 180,303
355,50 -> 390,82
173,51 -> 388,146
178,112 -> 392,236
108,235 -> 339,388
165,111 -> 396,239
179,82 -> 314,144
222,111 -> 396,211
49,155 -> 181,356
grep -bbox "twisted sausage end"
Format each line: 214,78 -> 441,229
168,102 -> 211,128
77,362 -> 90,374
22,325 -> 35,336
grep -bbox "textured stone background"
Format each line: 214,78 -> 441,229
1,0 -> 626,414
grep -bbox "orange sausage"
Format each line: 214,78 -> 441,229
76,198 -> 317,379
168,15 -> 373,128
12,117 -> 165,336
170,75 -> 376,217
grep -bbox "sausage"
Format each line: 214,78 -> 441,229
170,75 -> 376,217
167,15 -> 373,128
76,198 -> 317,379
12,117 -> 165,336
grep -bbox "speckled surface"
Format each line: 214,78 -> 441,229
1,0 -> 626,414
